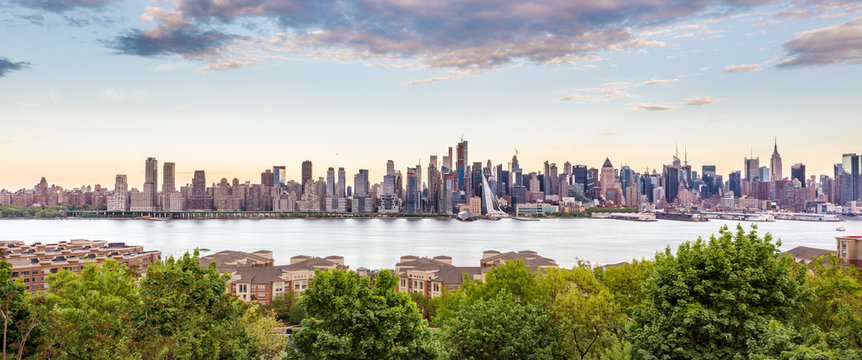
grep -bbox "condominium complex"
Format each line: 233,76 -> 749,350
396,250 -> 558,298
2,240 -> 162,293
201,250 -> 347,305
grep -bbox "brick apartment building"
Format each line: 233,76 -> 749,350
200,250 -> 346,305
837,236 -> 862,267
2,239 -> 162,293
396,250 -> 558,298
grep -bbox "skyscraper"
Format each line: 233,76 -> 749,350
791,163 -> 806,186
337,167 -> 346,198
143,157 -> 158,210
188,170 -> 213,210
842,153 -> 860,200
456,140 -> 468,191
162,162 -> 176,210
108,174 -> 129,211
600,158 -> 614,201
770,140 -> 782,182
386,160 -> 395,176
744,157 -> 760,181
728,171 -> 742,197
261,169 -> 275,188
301,161 -> 312,190
758,166 -> 770,183
273,166 -> 286,186
326,167 -> 335,197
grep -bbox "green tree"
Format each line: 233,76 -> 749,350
287,269 -> 438,359
139,250 -> 256,359
38,260 -> 142,359
0,260 -> 41,360
801,254 -> 862,349
268,290 -> 304,324
540,267 -> 628,359
629,225 -> 810,359
593,259 -> 654,317
437,293 -> 563,360
242,305 -> 289,360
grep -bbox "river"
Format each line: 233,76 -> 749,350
1,218 -> 857,269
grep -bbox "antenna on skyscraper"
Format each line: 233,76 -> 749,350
461,133 -> 464,142
685,145 -> 688,166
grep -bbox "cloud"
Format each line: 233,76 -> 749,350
778,0 -> 862,19
0,58 -> 29,78
12,0 -> 118,12
641,78 -> 679,85
633,103 -> 677,111
723,63 -> 762,72
109,0 -> 779,72
779,17 -> 862,68
685,95 -> 719,105
100,88 -> 147,101
107,26 -> 231,57
559,81 -> 633,103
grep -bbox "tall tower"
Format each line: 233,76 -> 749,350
144,157 -> 158,210
337,167 -> 346,198
744,157 -> 760,181
162,162 -> 175,195
301,161 -> 312,191
600,158 -> 614,201
770,139 -> 783,182
273,166 -> 286,186
456,140 -> 468,191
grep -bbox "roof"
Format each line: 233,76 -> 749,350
602,158 -> 613,168
396,257 -> 485,286
481,250 -> 558,269
783,246 -> 834,262
200,250 -> 272,269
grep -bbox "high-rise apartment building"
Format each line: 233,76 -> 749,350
337,167 -> 346,198
386,160 -> 395,176
143,157 -> 158,210
108,174 -> 129,211
600,158 -> 615,201
162,162 -> 176,210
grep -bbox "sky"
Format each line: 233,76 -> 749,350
1,0 -> 861,190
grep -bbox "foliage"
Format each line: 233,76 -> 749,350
287,269 -> 438,359
541,267 -> 628,359
268,290 -> 305,325
139,250 -> 256,359
749,321 -> 862,359
593,259 -> 655,317
38,260 -> 142,359
242,305 -> 290,360
438,293 -> 563,360
800,254 -> 862,349
0,260 -> 41,359
629,225 -> 810,359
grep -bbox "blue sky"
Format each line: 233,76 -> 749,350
1,0 -> 860,189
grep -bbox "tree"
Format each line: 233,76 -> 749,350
38,260 -> 142,359
437,293 -> 563,360
242,305 -> 289,360
593,259 -> 654,317
287,269 -> 438,359
0,260 -> 40,360
540,267 -> 628,359
800,254 -> 862,349
629,225 -> 810,359
268,290 -> 304,324
139,250 -> 256,359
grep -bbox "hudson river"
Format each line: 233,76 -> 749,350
1,219 -> 858,268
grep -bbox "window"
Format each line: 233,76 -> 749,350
239,284 -> 248,293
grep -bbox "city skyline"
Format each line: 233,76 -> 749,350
0,138 -> 856,190
0,136 -> 862,191
2,1 -> 861,189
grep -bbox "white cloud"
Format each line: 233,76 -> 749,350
633,103 -> 677,111
685,95 -> 719,105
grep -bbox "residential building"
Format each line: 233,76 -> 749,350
837,236 -> 862,268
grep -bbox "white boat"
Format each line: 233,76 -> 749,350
836,226 -> 846,231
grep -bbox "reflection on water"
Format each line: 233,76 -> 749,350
0,218 -> 857,268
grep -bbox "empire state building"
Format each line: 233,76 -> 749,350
770,140 -> 782,182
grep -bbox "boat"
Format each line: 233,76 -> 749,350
512,216 -> 540,222
836,226 -> 846,231
456,210 -> 475,221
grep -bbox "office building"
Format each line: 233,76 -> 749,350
771,140 -> 782,181
791,163 -> 806,187
301,161 -> 312,191
744,157 -> 760,181
273,166 -> 286,186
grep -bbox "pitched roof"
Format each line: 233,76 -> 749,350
602,158 -> 613,168
783,246 -> 834,263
